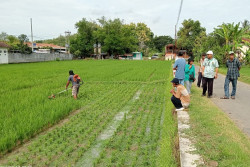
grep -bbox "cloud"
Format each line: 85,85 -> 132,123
0,0 -> 249,40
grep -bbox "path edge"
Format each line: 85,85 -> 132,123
177,110 -> 203,167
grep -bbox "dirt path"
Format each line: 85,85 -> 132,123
195,66 -> 250,136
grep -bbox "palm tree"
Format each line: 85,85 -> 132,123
241,20 -> 250,31
215,23 -> 233,52
215,22 -> 246,52
231,22 -> 245,51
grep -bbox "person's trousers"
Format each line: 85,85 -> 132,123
171,95 -> 183,109
202,77 -> 214,96
179,79 -> 184,86
72,85 -> 80,96
224,77 -> 238,97
197,72 -> 203,87
185,81 -> 192,94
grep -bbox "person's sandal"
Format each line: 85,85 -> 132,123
220,96 -> 229,99
231,96 -> 235,99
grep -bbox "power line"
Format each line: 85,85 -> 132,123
176,0 -> 184,28
174,0 -> 184,57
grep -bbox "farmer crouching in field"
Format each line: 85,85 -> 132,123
170,78 -> 190,111
66,70 -> 82,99
221,51 -> 241,99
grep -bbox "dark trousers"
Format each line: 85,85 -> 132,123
202,77 -> 214,96
171,95 -> 183,109
197,72 -> 203,87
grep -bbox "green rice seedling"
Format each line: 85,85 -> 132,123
1,60 -> 174,166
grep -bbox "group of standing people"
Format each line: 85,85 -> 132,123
170,50 -> 241,111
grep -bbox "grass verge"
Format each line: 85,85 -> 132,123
188,86 -> 250,166
157,67 -> 179,167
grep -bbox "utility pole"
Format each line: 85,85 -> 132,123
65,31 -> 71,53
30,18 -> 34,52
174,0 -> 184,59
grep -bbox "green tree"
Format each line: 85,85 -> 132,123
70,18 -> 99,57
95,17 -> 125,56
192,31 -> 207,60
7,35 -> 19,44
153,35 -> 173,52
136,23 -> 154,56
17,34 -> 31,54
177,19 -> 206,56
215,22 -> 246,55
40,35 -> 66,47
241,19 -> 250,31
120,23 -> 139,53
94,17 -> 139,57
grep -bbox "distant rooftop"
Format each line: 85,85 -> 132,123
25,42 -> 66,49
0,42 -> 9,48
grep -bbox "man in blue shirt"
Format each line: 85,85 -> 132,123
173,52 -> 186,85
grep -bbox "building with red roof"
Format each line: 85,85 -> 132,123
25,42 -> 66,53
165,44 -> 189,60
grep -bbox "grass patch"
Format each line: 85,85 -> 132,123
157,67 -> 179,167
219,66 -> 250,84
188,86 -> 250,166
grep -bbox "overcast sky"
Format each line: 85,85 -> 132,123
0,0 -> 249,40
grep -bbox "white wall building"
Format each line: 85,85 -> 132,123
0,42 -> 9,64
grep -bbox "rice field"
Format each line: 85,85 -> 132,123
0,60 -> 177,166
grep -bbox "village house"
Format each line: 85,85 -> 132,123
236,38 -> 250,61
0,42 -> 9,64
25,42 -> 66,53
165,44 -> 189,60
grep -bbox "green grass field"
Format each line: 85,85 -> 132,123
0,60 -> 177,166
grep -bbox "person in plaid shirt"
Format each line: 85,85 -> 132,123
221,51 -> 241,99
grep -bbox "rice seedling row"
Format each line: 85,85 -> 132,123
1,83 -> 140,166
0,60 -> 173,166
94,82 -> 166,167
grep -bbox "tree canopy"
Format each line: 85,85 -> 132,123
68,17 -> 155,57
177,19 -> 206,56
153,35 -> 173,52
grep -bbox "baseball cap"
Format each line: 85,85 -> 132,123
206,51 -> 213,55
229,51 -> 234,55
171,78 -> 179,84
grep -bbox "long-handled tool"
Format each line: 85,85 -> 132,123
48,88 -> 71,99
48,81 -> 84,99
